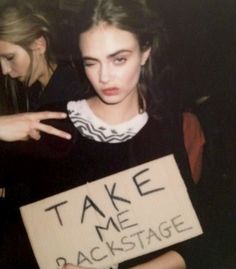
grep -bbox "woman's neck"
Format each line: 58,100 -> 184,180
38,62 -> 57,87
87,94 -> 140,125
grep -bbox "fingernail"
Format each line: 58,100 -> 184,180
65,134 -> 72,140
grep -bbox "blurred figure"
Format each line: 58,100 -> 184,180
0,2 -> 83,113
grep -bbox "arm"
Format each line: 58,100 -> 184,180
62,250 -> 186,269
0,111 -> 72,142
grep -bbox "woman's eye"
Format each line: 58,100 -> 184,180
6,55 -> 14,61
83,61 -> 96,67
114,57 -> 127,65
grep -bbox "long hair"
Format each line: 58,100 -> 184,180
0,2 -> 57,111
76,0 -> 169,117
0,3 -> 56,67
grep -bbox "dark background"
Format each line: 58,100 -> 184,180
147,0 -> 235,175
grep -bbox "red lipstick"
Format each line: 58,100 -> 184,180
101,87 -> 119,96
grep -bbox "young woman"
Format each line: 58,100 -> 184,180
55,1 -> 201,268
1,1 -> 205,268
0,2 -> 83,112
0,3 -> 84,142
2,1 -> 204,269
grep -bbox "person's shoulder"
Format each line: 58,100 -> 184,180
56,62 -> 80,80
183,112 -> 205,143
38,102 -> 68,113
183,112 -> 200,126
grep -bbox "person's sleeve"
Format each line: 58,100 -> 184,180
183,112 -> 205,183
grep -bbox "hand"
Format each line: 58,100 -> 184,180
0,111 -> 72,141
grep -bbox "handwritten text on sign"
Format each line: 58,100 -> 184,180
20,155 -> 202,269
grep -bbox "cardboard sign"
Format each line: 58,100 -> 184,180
20,155 -> 203,269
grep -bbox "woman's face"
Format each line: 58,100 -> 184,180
0,38 -> 47,86
0,40 -> 31,82
79,23 -> 150,106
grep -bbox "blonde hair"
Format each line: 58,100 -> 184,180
0,3 -> 57,110
0,3 -> 56,82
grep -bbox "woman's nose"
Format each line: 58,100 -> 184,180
1,60 -> 11,75
99,64 -> 111,84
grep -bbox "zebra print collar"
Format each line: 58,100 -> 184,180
67,100 -> 148,143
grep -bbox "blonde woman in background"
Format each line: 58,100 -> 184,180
0,2 -> 84,142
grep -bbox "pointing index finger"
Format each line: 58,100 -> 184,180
28,111 -> 68,121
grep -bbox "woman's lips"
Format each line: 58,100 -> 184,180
101,87 -> 119,96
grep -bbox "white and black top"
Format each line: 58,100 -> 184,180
67,99 -> 148,143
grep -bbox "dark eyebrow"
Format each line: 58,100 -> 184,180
82,56 -> 98,62
108,49 -> 132,58
82,49 -> 132,61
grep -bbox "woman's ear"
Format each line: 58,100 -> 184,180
30,36 -> 47,54
141,47 -> 151,66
